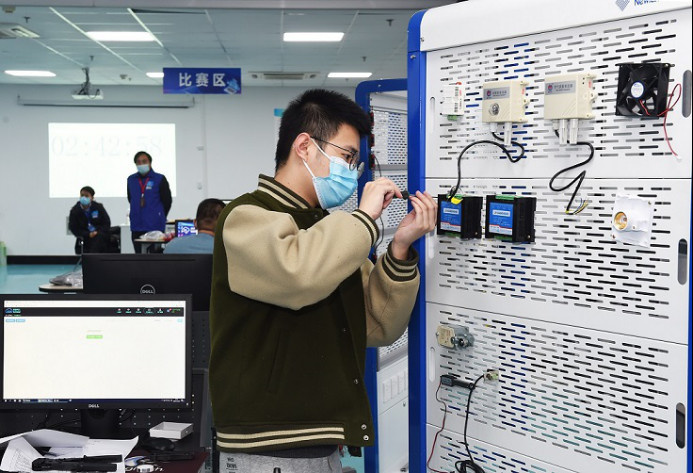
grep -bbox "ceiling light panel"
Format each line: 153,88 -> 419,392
283,32 -> 344,42
5,70 -> 56,77
85,31 -> 156,42
328,72 -> 372,78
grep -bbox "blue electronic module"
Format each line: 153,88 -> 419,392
485,194 -> 536,243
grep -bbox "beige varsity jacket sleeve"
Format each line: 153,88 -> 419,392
222,205 -> 420,345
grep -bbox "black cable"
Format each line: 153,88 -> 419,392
35,411 -> 51,430
548,131 -> 594,215
45,415 -> 81,430
455,374 -> 486,473
370,153 -> 386,254
491,132 -> 526,161
426,378 -> 450,473
449,139 -> 521,199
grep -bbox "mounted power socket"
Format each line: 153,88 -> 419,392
436,324 -> 474,349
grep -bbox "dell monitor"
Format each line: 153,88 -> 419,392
175,219 -> 197,238
0,294 -> 191,438
82,254 -> 213,311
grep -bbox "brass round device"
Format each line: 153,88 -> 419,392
613,211 -> 628,230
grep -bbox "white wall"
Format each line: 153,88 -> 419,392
0,84 -> 354,255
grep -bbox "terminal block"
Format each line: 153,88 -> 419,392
441,81 -> 465,118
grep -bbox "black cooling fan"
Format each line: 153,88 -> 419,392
615,63 -> 671,117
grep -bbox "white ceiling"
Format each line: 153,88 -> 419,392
0,1 -> 452,88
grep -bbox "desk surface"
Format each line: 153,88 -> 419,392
127,449 -> 208,473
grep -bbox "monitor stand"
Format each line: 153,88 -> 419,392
80,409 -> 120,439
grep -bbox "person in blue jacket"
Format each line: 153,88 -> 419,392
68,186 -> 111,254
127,151 -> 172,253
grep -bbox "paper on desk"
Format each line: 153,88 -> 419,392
46,447 -> 83,458
0,429 -> 88,448
82,437 -> 139,473
0,433 -> 136,473
23,430 -> 88,448
0,437 -> 42,472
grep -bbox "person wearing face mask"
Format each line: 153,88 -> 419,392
126,150 -> 172,253
68,186 -> 111,254
208,89 -> 437,473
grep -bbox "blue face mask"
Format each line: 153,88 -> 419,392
79,196 -> 91,207
303,140 -> 359,209
137,164 -> 150,175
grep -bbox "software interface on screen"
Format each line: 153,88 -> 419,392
2,299 -> 187,405
176,220 -> 197,237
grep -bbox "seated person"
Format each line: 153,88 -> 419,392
68,186 -> 111,254
164,198 -> 225,254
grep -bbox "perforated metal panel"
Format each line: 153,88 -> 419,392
418,3 -> 691,473
378,328 -> 409,369
370,98 -> 410,367
373,108 -> 408,167
379,170 -> 409,230
425,10 -> 691,181
375,233 -> 394,258
425,425 -> 577,473
426,424 -> 575,473
426,178 -> 690,344
426,303 -> 687,473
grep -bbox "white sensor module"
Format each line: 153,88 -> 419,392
482,79 -> 528,123
544,73 -> 596,144
482,79 -> 529,145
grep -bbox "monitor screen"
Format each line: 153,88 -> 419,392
82,254 -> 213,311
0,294 -> 191,410
175,219 -> 197,238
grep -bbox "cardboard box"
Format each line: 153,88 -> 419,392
149,421 -> 193,440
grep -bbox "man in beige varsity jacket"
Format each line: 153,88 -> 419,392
209,89 -> 437,473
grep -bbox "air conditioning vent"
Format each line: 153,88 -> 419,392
0,23 -> 40,39
250,72 -> 318,80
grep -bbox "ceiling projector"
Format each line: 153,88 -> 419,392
72,66 -> 103,100
72,89 -> 103,100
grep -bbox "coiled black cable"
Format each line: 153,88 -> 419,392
448,136 -> 524,199
548,131 -> 594,215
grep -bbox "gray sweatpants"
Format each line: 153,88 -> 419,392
219,450 -> 342,473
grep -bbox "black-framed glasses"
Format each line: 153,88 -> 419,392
313,137 -> 360,171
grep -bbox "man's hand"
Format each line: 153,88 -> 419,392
391,191 -> 437,259
89,231 -> 98,238
358,177 -> 402,220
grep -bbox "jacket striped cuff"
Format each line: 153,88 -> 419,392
382,243 -> 419,282
351,210 -> 379,247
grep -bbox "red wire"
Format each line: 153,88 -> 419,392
662,83 -> 682,157
639,99 -> 652,116
426,380 -> 450,473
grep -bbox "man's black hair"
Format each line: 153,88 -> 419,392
274,89 -> 370,171
80,186 -> 95,197
196,198 -> 226,231
133,151 -> 152,164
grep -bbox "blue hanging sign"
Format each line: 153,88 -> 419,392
163,68 -> 241,94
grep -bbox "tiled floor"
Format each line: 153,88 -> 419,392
0,264 -> 77,294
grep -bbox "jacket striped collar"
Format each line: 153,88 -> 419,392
257,174 -> 311,210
